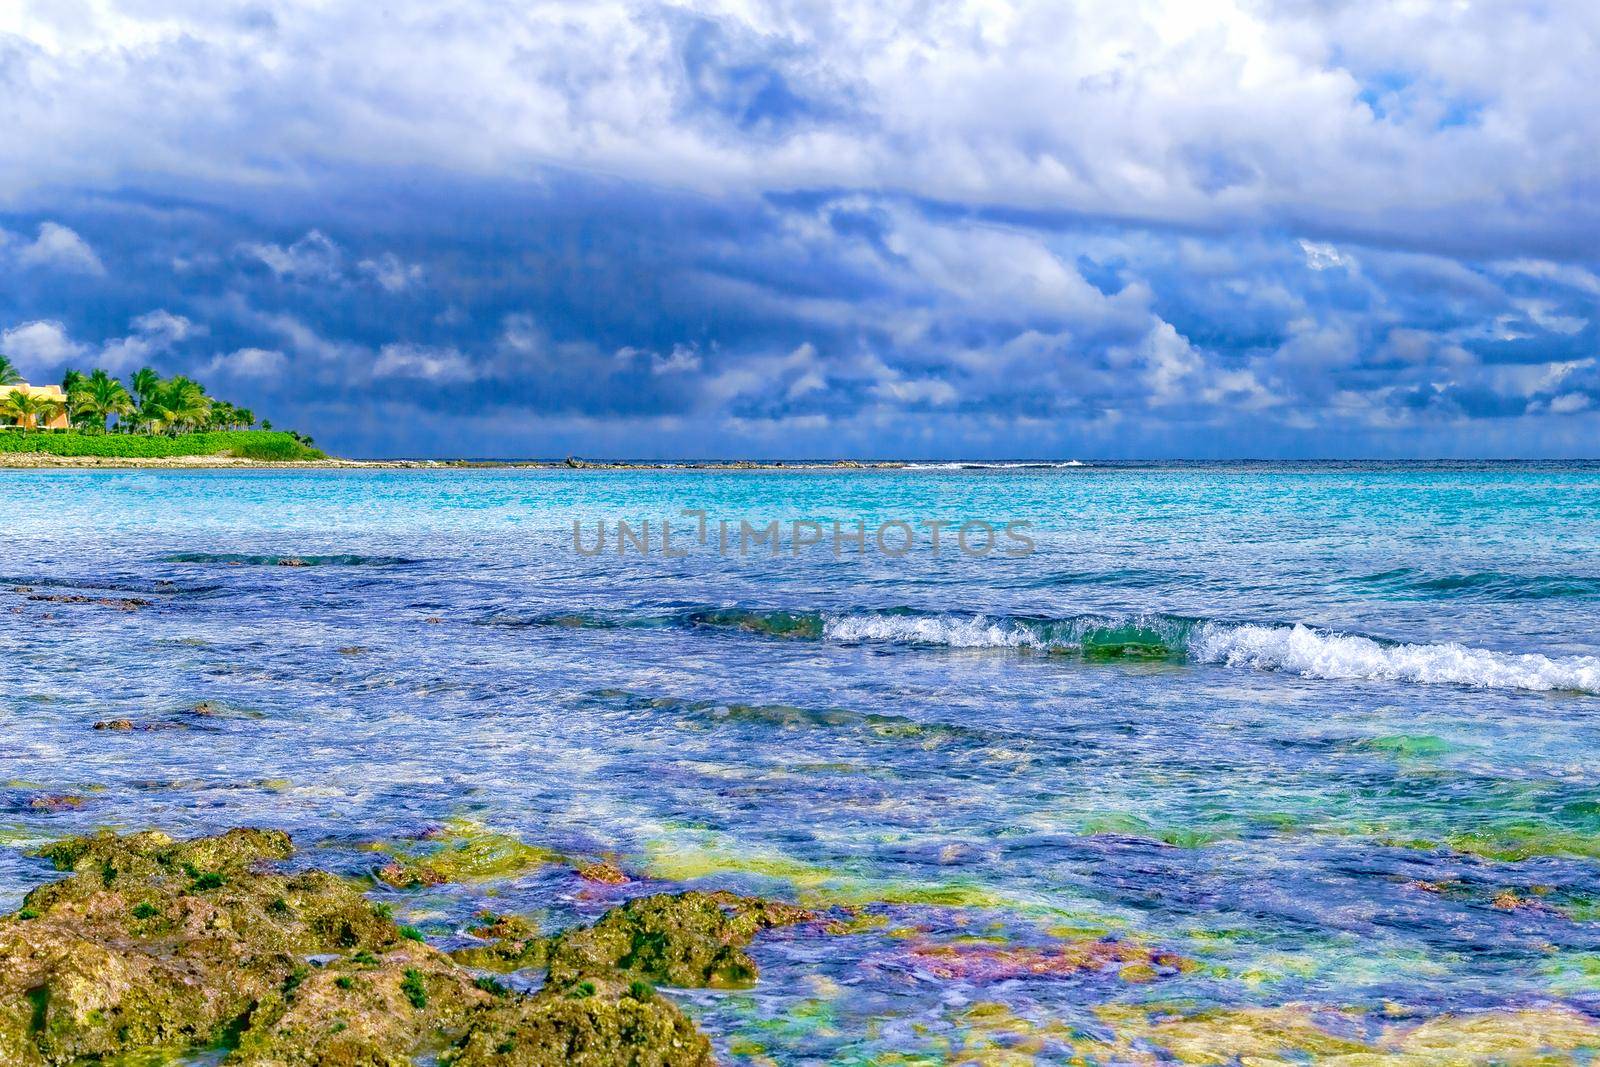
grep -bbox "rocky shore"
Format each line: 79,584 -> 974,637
5,824 -> 1600,1063
0,827 -> 810,1065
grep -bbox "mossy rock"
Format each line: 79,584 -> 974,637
34,827 -> 291,882
231,945 -> 492,1065
0,828 -> 412,1064
0,829 -> 806,1065
544,891 -> 812,989
374,821 -> 562,889
446,977 -> 712,1067
450,913 -> 549,973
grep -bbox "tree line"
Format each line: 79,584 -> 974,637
0,354 -> 273,435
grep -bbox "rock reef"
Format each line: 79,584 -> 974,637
0,828 -> 807,1065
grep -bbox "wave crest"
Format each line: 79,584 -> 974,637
821,610 -> 1599,694
1189,622 -> 1600,694
500,603 -> 1600,695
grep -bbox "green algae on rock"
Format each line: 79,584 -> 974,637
450,912 -> 550,973
1445,819 -> 1600,862
544,891 -> 813,989
0,828 -> 418,1064
373,819 -> 565,889
0,829 -> 802,1065
443,976 -> 712,1067
231,945 -> 493,1065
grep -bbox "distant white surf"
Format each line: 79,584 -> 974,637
899,460 -> 1088,470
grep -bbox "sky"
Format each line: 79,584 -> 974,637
1,1 -> 1597,460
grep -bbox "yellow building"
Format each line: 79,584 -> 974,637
1,383 -> 71,430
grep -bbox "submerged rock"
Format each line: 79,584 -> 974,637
0,829 -> 797,1065
899,936 -> 1195,984
92,718 -> 188,732
576,860 -> 629,886
374,820 -> 562,889
450,912 -> 549,973
22,593 -> 151,611
544,890 -> 813,989
22,795 -> 84,814
453,891 -> 813,990
1082,1003 -> 1600,1064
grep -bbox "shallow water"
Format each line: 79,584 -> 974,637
3,463 -> 1600,1061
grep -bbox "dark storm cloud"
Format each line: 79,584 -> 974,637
1,1 -> 1597,457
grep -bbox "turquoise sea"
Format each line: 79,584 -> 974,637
4,462 -> 1600,1061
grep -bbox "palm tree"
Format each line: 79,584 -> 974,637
144,376 -> 211,434
0,354 -> 22,387
236,408 -> 256,430
61,370 -> 96,431
131,367 -> 160,406
130,367 -> 161,432
1,389 -> 64,430
208,400 -> 239,431
74,369 -> 135,433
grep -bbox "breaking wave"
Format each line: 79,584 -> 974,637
499,604 -> 1600,694
1186,622 -> 1600,694
820,611 -> 1599,694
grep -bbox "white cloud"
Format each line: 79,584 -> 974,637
1515,299 -> 1587,336
2,222 -> 105,275
100,311 -> 201,373
651,344 -> 702,375
1493,259 -> 1600,295
871,377 -> 958,406
1549,392 -> 1591,415
1130,321 -> 1205,404
372,342 -> 478,382
1299,239 -> 1355,273
0,310 -> 202,378
617,342 -> 704,375
239,230 -> 342,282
1,2 -> 1596,254
207,347 -> 288,378
131,309 -> 201,344
0,320 -> 88,374
358,252 -> 425,292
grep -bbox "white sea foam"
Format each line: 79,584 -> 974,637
1188,622 -> 1600,694
820,611 -> 1600,694
822,612 -> 1062,648
900,460 -> 1087,470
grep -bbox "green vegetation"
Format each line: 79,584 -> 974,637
0,354 -> 321,457
402,967 -> 429,1009
0,429 -> 324,460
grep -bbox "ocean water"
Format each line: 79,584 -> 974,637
3,462 -> 1600,1060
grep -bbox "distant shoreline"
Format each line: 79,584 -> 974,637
0,452 -> 911,471
4,452 -> 1596,471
